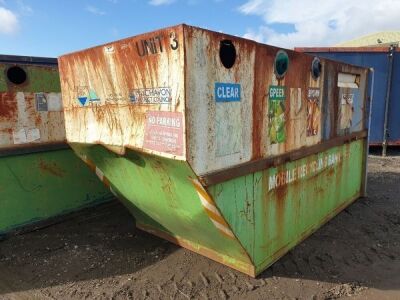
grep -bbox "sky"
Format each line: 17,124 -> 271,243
0,0 -> 399,58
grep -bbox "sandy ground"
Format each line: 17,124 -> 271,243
0,154 -> 399,300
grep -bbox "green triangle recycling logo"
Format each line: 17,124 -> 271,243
89,89 -> 100,102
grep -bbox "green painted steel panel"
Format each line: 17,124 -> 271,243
208,174 -> 256,261
0,64 -> 60,93
0,58 -> 113,236
0,149 -> 113,234
210,140 -> 365,273
70,143 -> 253,268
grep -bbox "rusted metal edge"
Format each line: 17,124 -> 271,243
183,24 -> 189,160
295,46 -> 400,53
0,54 -> 57,65
199,131 -> 368,186
59,24 -> 185,58
0,142 -> 69,158
137,222 -> 256,277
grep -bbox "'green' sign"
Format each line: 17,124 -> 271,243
268,85 -> 286,144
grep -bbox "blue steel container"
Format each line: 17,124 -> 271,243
295,46 -> 400,149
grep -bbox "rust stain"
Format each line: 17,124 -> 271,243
283,51 -> 313,153
332,65 -> 340,138
326,63 -> 341,139
59,25 -> 185,153
261,164 -> 287,245
0,60 -> 65,151
150,158 -> 181,210
34,114 -> 42,127
0,128 -> 13,134
327,167 -> 335,177
24,93 -> 35,111
0,92 -> 17,120
274,165 -> 288,239
252,46 -> 272,160
265,189 -> 361,273
39,159 -> 66,178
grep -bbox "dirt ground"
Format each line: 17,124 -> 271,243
0,154 -> 399,300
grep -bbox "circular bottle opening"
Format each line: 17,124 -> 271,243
219,40 -> 236,69
311,57 -> 322,79
274,50 -> 289,78
7,66 -> 27,85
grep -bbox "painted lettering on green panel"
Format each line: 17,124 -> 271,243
210,140 -> 365,273
63,139 -> 365,276
268,146 -> 350,191
255,140 -> 364,270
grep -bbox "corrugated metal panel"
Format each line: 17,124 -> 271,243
335,31 -> 400,47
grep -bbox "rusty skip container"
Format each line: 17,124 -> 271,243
0,55 -> 113,235
58,25 -> 369,276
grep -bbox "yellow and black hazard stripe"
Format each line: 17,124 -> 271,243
190,178 -> 235,239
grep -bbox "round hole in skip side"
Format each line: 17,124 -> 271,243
219,40 -> 236,69
274,50 -> 289,79
311,57 -> 322,79
7,66 -> 27,85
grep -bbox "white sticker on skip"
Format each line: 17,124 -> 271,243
48,93 -> 63,111
13,128 -> 41,144
13,129 -> 27,144
27,128 -> 41,142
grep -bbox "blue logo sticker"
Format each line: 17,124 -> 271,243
215,83 -> 241,102
130,94 -> 137,102
78,96 -> 88,106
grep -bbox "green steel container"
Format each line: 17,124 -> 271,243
58,25 -> 369,276
0,55 -> 113,235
